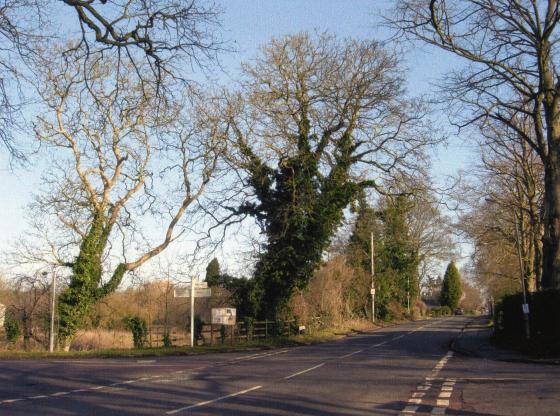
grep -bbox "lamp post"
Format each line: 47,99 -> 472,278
43,271 -> 56,352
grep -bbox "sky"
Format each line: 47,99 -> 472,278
0,1 -> 477,278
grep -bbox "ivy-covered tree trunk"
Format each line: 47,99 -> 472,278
225,33 -> 432,320
57,212 -> 127,349
245,132 -> 359,319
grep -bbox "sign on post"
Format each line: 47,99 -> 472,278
173,280 -> 211,347
212,308 -> 236,325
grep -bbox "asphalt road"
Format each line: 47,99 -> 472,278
0,317 -> 558,415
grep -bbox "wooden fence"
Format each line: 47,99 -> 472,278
148,320 -> 300,347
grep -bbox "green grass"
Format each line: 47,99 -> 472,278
0,318 -> 426,360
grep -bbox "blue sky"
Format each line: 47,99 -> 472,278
0,1 -> 476,272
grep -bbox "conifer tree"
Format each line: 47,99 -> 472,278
440,262 -> 463,309
205,258 -> 221,287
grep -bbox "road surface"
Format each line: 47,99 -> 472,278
0,317 -> 558,415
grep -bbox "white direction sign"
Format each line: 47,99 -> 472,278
174,284 -> 210,298
173,279 -> 211,348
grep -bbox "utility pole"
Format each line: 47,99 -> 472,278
190,276 -> 195,347
43,271 -> 56,353
407,275 -> 410,315
514,213 -> 531,340
371,232 -> 375,323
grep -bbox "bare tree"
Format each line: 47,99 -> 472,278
31,49 -> 226,347
390,0 -> 560,289
214,33 -> 438,318
0,0 -> 222,162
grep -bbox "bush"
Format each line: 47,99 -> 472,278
162,329 -> 172,348
495,289 -> 560,355
123,316 -> 148,348
431,306 -> 452,317
194,315 -> 204,345
4,315 -> 20,344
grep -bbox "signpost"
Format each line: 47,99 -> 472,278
174,279 -> 211,347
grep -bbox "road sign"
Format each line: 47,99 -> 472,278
174,286 -> 211,298
212,308 -> 236,325
522,303 -> 530,314
370,288 -> 376,295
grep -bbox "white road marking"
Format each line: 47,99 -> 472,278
28,395 -> 48,400
51,392 -> 69,396
402,405 -> 419,413
339,349 -> 363,358
412,392 -> 425,398
408,398 -> 422,404
284,363 -> 325,380
2,399 -> 23,404
439,391 -> 452,398
165,385 -> 263,414
90,385 -> 105,390
436,399 -> 450,407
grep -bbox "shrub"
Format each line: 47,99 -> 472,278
495,289 -> 560,355
431,306 -> 452,317
162,328 -> 172,348
194,315 -> 203,344
123,316 -> 148,348
244,317 -> 254,341
4,314 -> 20,344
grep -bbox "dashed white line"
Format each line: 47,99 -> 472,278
284,363 -> 325,380
165,385 -> 263,414
339,349 -> 363,359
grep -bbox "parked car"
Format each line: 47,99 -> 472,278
454,308 -> 464,315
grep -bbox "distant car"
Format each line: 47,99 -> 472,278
454,308 -> 464,315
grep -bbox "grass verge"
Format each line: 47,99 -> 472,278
0,319 -> 420,360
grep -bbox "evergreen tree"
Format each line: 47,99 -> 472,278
440,262 -> 463,309
205,258 -> 221,287
348,196 -> 419,319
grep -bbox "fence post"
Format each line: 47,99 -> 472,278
265,320 -> 268,339
210,324 -> 214,346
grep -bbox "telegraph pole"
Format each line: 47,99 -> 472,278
190,277 -> 195,347
514,214 -> 531,340
371,232 -> 375,323
43,271 -> 56,353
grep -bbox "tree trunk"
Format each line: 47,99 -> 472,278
541,147 -> 560,289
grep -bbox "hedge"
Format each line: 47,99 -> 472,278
495,289 -> 560,355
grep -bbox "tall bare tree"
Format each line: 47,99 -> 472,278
216,33 -> 437,318
391,0 -> 560,289
32,49 -> 226,347
0,0 -> 222,161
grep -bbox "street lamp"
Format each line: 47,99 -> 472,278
43,271 -> 56,352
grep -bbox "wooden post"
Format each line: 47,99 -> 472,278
210,324 -> 214,346
265,320 -> 268,339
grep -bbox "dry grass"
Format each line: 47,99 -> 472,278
70,329 -> 133,351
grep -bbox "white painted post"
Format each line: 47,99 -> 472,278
44,271 -> 56,353
371,232 -> 375,323
190,277 -> 195,347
